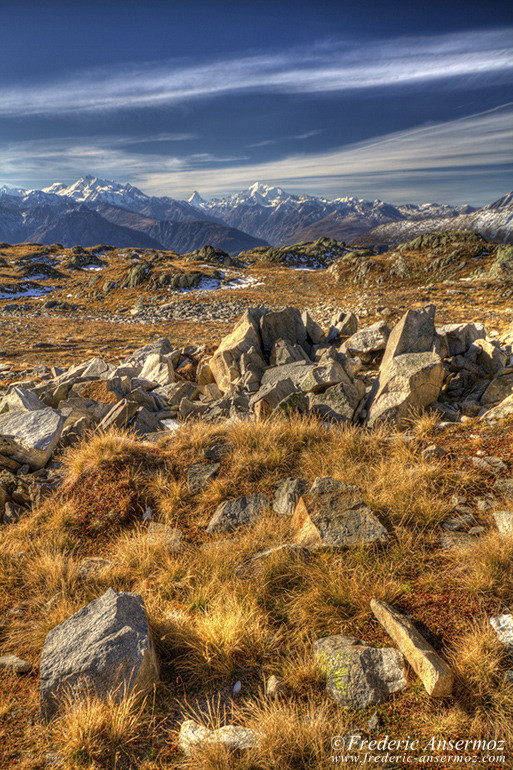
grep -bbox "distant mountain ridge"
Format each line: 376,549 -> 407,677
1,176 -> 511,251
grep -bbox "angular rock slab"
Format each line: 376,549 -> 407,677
187,462 -> 220,493
0,407 -> 64,470
291,480 -> 388,548
40,588 -> 159,722
210,308 -> 264,393
0,386 -> 46,413
314,635 -> 407,708
370,599 -> 453,697
178,720 -> 260,755
273,477 -> 308,516
206,494 -> 270,534
367,352 -> 444,429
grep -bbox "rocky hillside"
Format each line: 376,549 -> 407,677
0,300 -> 512,766
351,192 -> 513,249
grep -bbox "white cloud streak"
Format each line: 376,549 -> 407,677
1,29 -> 512,117
1,105 -> 511,203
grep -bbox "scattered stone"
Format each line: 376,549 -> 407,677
422,444 -> 447,461
147,522 -> 182,552
370,599 -> 454,696
206,494 -> 270,534
3,500 -> 27,525
489,613 -> 513,658
40,588 -> 159,721
314,635 -> 407,708
187,462 -> 220,493
0,654 -> 31,674
272,478 -> 308,516
203,443 -> 232,462
178,720 -> 260,755
291,478 -> 388,548
493,511 -> 513,536
472,456 -> 508,474
442,513 -> 476,532
265,674 -> 286,698
0,386 -> 46,413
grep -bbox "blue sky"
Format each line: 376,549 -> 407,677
1,0 -> 512,204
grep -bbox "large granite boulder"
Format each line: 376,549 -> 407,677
314,635 -> 407,708
260,308 -> 307,356
40,589 -> 159,722
367,352 -> 444,428
0,407 -> 64,469
210,309 -> 265,393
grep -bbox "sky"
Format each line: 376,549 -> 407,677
1,0 -> 512,205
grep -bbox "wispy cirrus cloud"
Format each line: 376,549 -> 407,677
1,28 -> 512,117
1,105 -> 511,204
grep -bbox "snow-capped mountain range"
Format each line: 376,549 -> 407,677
0,176 -> 511,252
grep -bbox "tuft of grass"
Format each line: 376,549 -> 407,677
49,689 -> 154,768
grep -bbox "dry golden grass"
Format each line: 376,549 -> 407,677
49,689 -> 155,769
0,415 -> 511,767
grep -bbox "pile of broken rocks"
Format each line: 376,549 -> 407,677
0,303 -> 512,525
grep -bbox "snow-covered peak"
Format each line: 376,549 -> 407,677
188,191 -> 205,208
42,176 -> 150,209
0,184 -> 27,197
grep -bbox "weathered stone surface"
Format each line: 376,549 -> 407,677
260,360 -> 312,390
480,393 -> 513,422
481,370 -> 513,406
139,354 -> 175,386
0,387 -> 46,413
300,361 -> 353,394
436,323 -> 486,357
270,340 -> 310,366
493,511 -> 513,536
291,479 -> 388,548
206,494 -> 270,534
273,478 -> 308,516
314,635 -> 407,708
3,500 -> 27,525
0,654 -> 31,674
270,390 -> 310,419
330,310 -> 358,337
301,310 -> 325,345
187,462 -> 220,493
489,613 -> 513,658
251,378 -> 297,420
0,408 -> 64,469
210,309 -> 264,393
147,522 -> 182,552
126,338 -> 174,365
96,398 -> 140,432
472,455 -> 507,474
370,599 -> 453,697
40,588 -> 159,722
309,380 -> 365,422
367,352 -> 444,428
236,543 -> 311,576
203,443 -> 232,462
380,306 -> 436,372
178,720 -> 260,755
345,321 -> 390,357
260,307 -> 307,355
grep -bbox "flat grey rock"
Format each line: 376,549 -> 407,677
273,478 -> 308,516
207,494 -> 270,534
